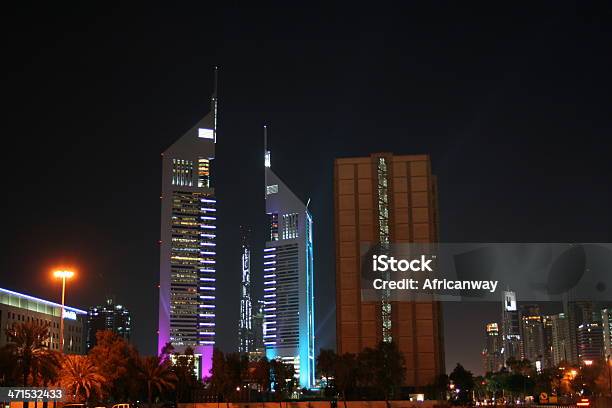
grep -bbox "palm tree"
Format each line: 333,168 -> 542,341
5,322 -> 58,387
60,355 -> 107,402
138,355 -> 178,408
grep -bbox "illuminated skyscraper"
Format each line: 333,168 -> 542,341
564,300 -> 594,365
263,129 -> 315,388
602,308 -> 612,360
334,153 -> 445,387
577,323 -> 603,363
87,297 -> 131,350
501,290 -> 522,364
158,68 -> 218,379
238,225 -> 254,353
519,304 -> 545,369
550,313 -> 572,366
482,322 -> 504,373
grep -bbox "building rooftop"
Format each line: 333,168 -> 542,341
0,287 -> 87,319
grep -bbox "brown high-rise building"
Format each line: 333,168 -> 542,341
334,153 -> 444,387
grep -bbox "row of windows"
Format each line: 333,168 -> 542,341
282,213 -> 299,239
171,158 -> 212,188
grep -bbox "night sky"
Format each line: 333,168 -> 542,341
2,3 -> 612,376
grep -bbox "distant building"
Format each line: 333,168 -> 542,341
577,323 -> 603,363
334,153 -> 445,387
602,308 -> 612,359
501,290 -> 522,365
87,297 -> 131,349
483,323 -> 504,373
542,315 -> 554,368
263,132 -> 315,388
0,287 -> 86,354
550,313 -> 572,366
564,300 -> 595,365
238,225 -> 254,354
250,300 -> 266,360
520,305 -> 545,368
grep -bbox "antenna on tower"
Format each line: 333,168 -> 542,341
264,124 -> 270,200
212,66 -> 219,142
264,124 -> 271,168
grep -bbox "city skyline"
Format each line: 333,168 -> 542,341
2,3 -> 612,377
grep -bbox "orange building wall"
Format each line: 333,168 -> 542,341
334,153 -> 444,387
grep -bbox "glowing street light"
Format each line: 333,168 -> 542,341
53,269 -> 75,353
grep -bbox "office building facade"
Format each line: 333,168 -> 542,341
239,225 -> 254,354
550,313 -> 572,366
520,304 -> 545,368
577,323 -> 603,362
564,300 -> 595,365
87,297 -> 131,350
0,287 -> 86,354
334,153 -> 444,387
483,323 -> 504,373
501,290 -> 522,365
158,69 -> 218,378
263,140 -> 315,388
602,308 -> 612,360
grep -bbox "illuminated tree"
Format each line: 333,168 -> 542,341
60,354 -> 106,402
138,355 -> 177,408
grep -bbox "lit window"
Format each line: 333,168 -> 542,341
266,185 -> 278,195
198,158 -> 210,188
198,128 -> 214,140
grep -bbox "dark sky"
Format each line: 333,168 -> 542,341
2,3 -> 612,376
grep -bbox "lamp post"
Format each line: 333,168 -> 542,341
607,355 -> 612,396
53,270 -> 74,353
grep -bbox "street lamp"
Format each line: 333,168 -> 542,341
53,270 -> 74,353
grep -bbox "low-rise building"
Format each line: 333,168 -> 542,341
0,287 -> 86,354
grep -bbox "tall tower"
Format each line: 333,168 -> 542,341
238,225 -> 254,353
334,153 -> 445,387
519,304 -> 545,369
501,290 -> 522,364
263,128 -> 315,388
550,313 -> 572,366
482,322 -> 504,373
158,68 -> 218,379
602,308 -> 612,360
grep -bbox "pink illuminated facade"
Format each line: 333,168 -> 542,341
158,68 -> 218,379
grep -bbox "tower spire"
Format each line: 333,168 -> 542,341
212,66 -> 219,142
264,124 -> 270,168
264,125 -> 269,199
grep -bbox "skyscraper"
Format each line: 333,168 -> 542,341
520,304 -> 545,368
577,323 -> 603,363
550,313 -> 572,366
482,323 -> 504,373
87,297 -> 131,350
542,315 -> 554,369
501,290 -> 522,365
158,68 -> 218,379
564,300 -> 595,365
602,308 -> 612,360
263,130 -> 315,388
334,153 -> 445,387
238,225 -> 254,354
